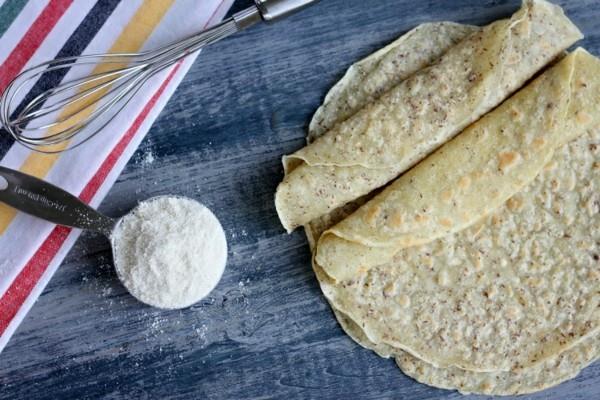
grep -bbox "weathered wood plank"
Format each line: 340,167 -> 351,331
1,0 -> 599,398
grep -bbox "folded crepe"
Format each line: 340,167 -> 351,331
307,22 -> 478,143
276,0 -> 582,233
304,21 -> 479,248
316,48 -> 600,281
315,48 -> 600,374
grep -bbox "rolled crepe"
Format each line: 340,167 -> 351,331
275,0 -> 582,232
304,22 -> 480,249
307,22 -> 478,143
304,22 -> 478,249
316,48 -> 600,281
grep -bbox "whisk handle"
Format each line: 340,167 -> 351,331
0,166 -> 117,236
255,0 -> 320,22
233,0 -> 318,30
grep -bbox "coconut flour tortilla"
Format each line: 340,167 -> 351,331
299,15 -> 599,397
310,210 -> 600,395
316,48 -> 599,282
307,22 -> 479,143
289,1 -> 598,394
315,48 -> 600,373
276,0 -> 582,233
303,22 -> 478,248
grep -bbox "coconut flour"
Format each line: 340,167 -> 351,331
112,196 -> 227,309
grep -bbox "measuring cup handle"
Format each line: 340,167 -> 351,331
0,166 -> 116,236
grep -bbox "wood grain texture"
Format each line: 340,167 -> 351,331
1,0 -> 600,398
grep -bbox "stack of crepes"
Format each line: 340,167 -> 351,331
275,0 -> 600,395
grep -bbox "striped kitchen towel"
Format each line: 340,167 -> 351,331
0,0 -> 234,353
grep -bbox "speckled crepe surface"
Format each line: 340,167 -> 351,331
316,48 -> 600,373
276,0 -> 582,233
298,3 -> 600,395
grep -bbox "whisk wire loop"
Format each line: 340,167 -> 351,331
0,0 -> 323,153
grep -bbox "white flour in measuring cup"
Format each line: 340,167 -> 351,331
111,196 -> 227,309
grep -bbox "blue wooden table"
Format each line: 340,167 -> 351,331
1,0 -> 599,398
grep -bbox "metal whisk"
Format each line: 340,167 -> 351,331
0,0 -> 318,153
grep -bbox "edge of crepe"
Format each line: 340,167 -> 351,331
311,230 -> 600,395
285,0 -> 583,171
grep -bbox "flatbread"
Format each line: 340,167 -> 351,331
316,49 -> 599,282
316,49 -> 600,373
300,8 -> 599,393
310,223 -> 600,396
276,0 -> 582,233
304,22 -> 478,248
307,22 -> 478,143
